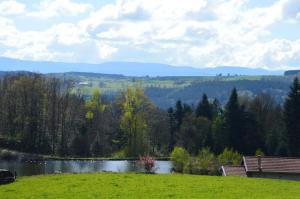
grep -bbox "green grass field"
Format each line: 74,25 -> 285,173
1,173 -> 300,199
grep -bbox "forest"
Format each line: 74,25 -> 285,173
0,73 -> 300,158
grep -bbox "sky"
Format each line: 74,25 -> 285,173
0,0 -> 300,70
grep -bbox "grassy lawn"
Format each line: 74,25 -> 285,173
1,173 -> 300,199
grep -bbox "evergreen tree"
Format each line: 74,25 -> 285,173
168,107 -> 176,152
177,114 -> 211,155
211,98 -> 222,119
224,88 -> 243,152
196,94 -> 213,120
174,100 -> 184,130
284,77 -> 300,156
211,115 -> 227,153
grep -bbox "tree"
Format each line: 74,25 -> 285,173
218,148 -> 241,166
249,93 -> 287,155
167,108 -> 176,152
211,98 -> 222,119
177,114 -> 211,155
71,124 -> 90,157
147,107 -> 170,155
170,147 -> 189,172
196,94 -> 213,120
120,86 -> 151,157
224,88 -> 243,152
211,115 -> 227,153
284,77 -> 300,156
174,100 -> 184,130
85,88 -> 108,156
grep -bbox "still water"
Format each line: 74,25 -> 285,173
0,160 -> 172,176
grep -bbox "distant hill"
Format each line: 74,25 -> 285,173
0,70 -> 294,108
284,70 -> 300,76
0,57 -> 283,76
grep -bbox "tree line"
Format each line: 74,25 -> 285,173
0,73 -> 299,157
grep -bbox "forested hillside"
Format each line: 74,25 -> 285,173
0,73 -> 300,158
52,72 -> 293,108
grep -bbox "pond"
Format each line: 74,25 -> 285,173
0,160 -> 173,176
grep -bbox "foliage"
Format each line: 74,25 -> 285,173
120,85 -> 152,157
170,147 -> 189,172
255,149 -> 265,156
139,155 -> 156,173
196,148 -> 216,174
183,148 -> 216,175
284,77 -> 300,156
211,115 -> 227,153
218,148 -> 242,166
85,88 -> 106,120
177,114 -> 211,155
0,73 -> 299,159
112,150 -> 126,158
196,94 -> 213,120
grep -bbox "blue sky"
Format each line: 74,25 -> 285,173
0,0 -> 300,70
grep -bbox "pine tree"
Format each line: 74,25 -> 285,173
224,88 -> 243,152
174,100 -> 184,130
196,94 -> 213,120
167,107 -> 176,152
284,77 -> 300,156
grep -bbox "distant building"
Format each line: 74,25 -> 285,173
221,156 -> 300,181
78,81 -> 92,87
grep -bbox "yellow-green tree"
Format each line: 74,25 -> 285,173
120,85 -> 151,157
85,89 -> 106,120
85,88 -> 107,156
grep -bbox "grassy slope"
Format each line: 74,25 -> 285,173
1,173 -> 300,199
62,73 -> 272,95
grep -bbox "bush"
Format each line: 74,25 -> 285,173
197,148 -> 216,175
218,148 -> 242,166
112,150 -> 126,158
183,148 -> 218,175
255,148 -> 265,156
183,157 -> 204,174
170,147 -> 189,172
139,155 -> 156,173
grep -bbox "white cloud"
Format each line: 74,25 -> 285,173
97,43 -> 118,59
0,0 -> 25,16
0,0 -> 300,69
48,23 -> 88,45
28,0 -> 91,18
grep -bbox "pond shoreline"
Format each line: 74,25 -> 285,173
0,148 -> 169,161
0,158 -> 173,176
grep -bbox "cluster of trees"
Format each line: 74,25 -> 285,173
0,73 -> 169,157
168,77 -> 300,157
0,73 -> 300,158
170,147 -> 242,175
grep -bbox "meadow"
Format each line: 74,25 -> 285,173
1,173 -> 300,199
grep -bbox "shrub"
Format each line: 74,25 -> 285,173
197,148 -> 216,175
112,150 -> 126,158
218,148 -> 242,166
183,157 -> 204,174
255,148 -> 265,156
170,147 -> 189,172
183,148 -> 217,175
139,155 -> 156,173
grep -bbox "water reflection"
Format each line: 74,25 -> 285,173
0,160 -> 172,176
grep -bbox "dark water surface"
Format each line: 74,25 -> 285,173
0,160 -> 172,176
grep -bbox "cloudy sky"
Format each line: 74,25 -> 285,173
0,0 -> 300,70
